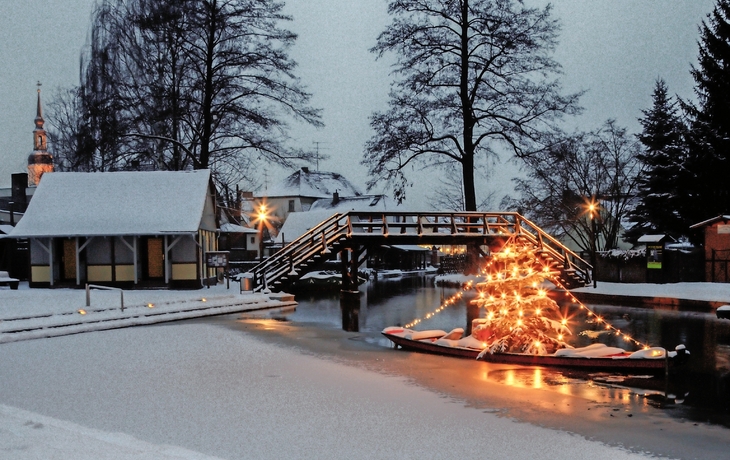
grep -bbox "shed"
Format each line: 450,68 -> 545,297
8,170 -> 218,289
690,215 -> 730,282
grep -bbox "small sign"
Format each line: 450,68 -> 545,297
647,244 -> 663,269
718,224 -> 730,234
205,251 -> 230,268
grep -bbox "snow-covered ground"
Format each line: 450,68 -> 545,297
574,281 -> 730,303
1,318 -> 670,460
2,281 -> 726,458
0,283 -> 295,343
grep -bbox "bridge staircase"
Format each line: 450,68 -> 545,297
245,212 -> 592,292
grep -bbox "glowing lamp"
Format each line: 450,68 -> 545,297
78,309 -> 86,315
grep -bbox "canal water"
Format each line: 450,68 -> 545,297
271,274 -> 730,428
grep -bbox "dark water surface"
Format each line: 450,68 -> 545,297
270,275 -> 730,429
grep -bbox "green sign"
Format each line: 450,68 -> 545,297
647,244 -> 663,269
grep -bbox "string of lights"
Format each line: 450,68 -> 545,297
402,241 -> 655,352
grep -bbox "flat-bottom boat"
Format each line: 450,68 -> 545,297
382,327 -> 688,373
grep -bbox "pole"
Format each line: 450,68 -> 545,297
591,215 -> 597,288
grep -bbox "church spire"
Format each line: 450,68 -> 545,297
28,82 -> 53,186
35,81 -> 44,131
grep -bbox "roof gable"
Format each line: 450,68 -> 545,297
265,168 -> 361,198
10,170 -> 212,237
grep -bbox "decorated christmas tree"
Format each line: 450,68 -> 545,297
471,241 -> 572,355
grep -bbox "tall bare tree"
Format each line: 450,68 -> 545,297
363,0 -> 581,209
49,0 -> 321,194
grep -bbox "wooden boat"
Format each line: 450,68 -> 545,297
381,327 -> 688,373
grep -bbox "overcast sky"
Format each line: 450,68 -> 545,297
0,0 -> 717,209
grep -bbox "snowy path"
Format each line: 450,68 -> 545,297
0,283 -> 295,343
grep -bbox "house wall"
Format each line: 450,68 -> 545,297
29,238 -> 51,285
28,234 -> 205,287
702,222 -> 730,282
170,235 -> 198,281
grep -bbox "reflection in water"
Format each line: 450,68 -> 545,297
285,275 -> 730,427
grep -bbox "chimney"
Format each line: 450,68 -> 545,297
11,173 -> 28,207
332,190 -> 339,205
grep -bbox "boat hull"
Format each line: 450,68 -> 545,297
382,332 -> 670,373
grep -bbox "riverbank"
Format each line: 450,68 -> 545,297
571,282 -> 730,312
434,273 -> 730,312
0,282 -> 296,342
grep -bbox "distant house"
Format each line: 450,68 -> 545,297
9,170 -> 218,289
275,193 -> 394,245
256,167 -> 363,229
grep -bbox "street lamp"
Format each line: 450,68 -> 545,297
587,200 -> 598,288
256,203 -> 269,262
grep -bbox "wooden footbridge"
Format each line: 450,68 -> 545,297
247,212 -> 592,292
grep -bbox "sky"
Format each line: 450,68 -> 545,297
0,0 -> 717,209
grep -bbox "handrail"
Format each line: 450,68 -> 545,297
86,283 -> 125,312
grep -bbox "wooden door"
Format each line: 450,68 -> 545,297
62,239 -> 76,281
146,237 -> 164,279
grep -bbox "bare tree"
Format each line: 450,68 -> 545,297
363,0 -> 581,209
48,0 -> 321,193
505,120 -> 643,252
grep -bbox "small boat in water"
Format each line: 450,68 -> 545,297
381,326 -> 689,373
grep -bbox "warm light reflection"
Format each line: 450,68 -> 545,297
505,369 -> 516,386
533,369 -> 543,389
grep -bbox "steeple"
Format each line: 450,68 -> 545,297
28,82 -> 53,186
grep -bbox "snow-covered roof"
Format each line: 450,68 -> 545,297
690,215 -> 730,229
9,170 -> 212,238
264,168 -> 361,199
387,245 -> 431,252
276,209 -> 338,243
637,234 -> 675,243
220,223 -> 257,234
309,194 -> 391,212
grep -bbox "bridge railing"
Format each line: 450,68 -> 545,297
513,214 -> 592,285
345,211 -> 520,236
249,213 -> 349,290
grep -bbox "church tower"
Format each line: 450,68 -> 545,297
27,83 -> 53,186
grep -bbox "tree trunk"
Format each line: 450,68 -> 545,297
460,1 -> 476,212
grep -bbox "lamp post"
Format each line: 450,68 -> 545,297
257,203 -> 268,262
588,201 -> 598,288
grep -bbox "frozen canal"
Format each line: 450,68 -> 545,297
1,278 -> 729,458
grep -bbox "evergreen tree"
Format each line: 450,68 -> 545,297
681,0 -> 730,229
625,79 -> 687,243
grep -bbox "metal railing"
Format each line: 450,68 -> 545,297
86,284 -> 125,312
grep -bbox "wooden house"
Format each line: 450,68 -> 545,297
9,170 -> 218,289
690,215 -> 730,283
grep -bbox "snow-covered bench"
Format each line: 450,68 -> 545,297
0,271 -> 19,289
